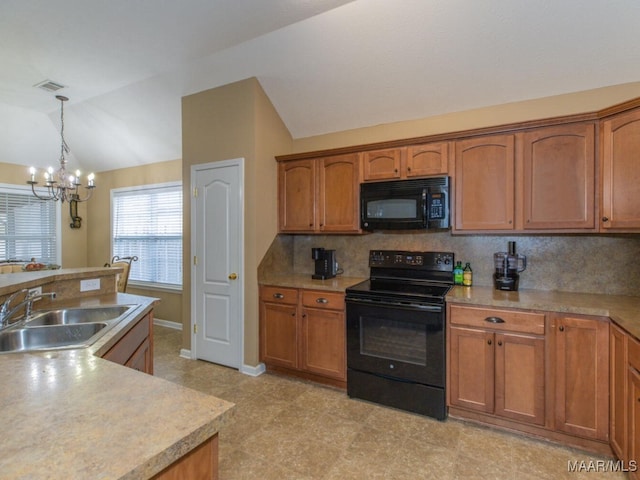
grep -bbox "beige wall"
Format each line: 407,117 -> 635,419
292,81 -> 640,153
181,78 -> 292,366
0,161 -> 88,267
85,159 -> 183,323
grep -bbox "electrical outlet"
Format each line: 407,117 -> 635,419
80,278 -> 100,292
28,286 -> 42,298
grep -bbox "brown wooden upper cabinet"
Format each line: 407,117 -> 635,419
454,134 -> 516,231
361,142 -> 449,182
601,107 -> 640,231
522,122 -> 596,230
454,123 -> 596,233
278,153 -> 360,234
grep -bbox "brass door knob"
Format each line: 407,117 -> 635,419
228,273 -> 238,280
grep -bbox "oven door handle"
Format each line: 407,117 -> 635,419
346,297 -> 443,313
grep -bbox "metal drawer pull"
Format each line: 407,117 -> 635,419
485,316 -> 505,324
273,293 -> 284,299
316,298 -> 329,304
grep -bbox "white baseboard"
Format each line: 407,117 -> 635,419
179,348 -> 192,359
240,363 -> 266,376
154,318 -> 182,330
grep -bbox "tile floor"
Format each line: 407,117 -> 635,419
153,325 -> 627,480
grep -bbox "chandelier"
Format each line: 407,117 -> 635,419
27,95 -> 96,205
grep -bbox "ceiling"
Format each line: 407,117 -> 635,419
1,0 -> 640,176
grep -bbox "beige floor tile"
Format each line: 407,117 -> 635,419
153,326 -> 620,480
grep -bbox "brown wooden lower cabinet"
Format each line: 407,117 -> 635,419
152,434 -> 218,480
553,314 -> 609,441
448,304 -> 612,454
259,285 -> 346,388
102,311 -> 154,374
628,334 -> 640,479
610,323 -> 629,462
448,305 -> 545,426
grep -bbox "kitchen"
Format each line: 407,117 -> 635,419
2,2 -> 640,479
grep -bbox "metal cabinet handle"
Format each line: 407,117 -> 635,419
602,217 -> 609,222
316,298 -> 329,304
559,325 -> 565,332
273,293 -> 284,299
487,339 -> 492,345
485,316 -> 505,324
228,273 -> 238,280
497,340 -> 503,346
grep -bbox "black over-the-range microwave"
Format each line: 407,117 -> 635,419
360,176 -> 450,231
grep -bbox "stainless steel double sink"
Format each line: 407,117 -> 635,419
0,305 -> 136,354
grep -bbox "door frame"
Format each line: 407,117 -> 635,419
189,158 -> 245,368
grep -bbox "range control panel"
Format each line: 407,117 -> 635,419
369,250 -> 454,272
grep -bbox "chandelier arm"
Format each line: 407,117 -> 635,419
28,182 -> 56,201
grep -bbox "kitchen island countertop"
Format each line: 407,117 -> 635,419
0,292 -> 234,479
447,285 -> 640,340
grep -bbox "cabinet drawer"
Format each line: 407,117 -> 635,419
260,286 -> 299,305
301,290 -> 344,311
450,304 -> 545,335
629,334 -> 640,371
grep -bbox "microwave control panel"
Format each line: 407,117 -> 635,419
427,192 -> 446,220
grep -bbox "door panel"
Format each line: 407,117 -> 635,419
193,160 -> 243,368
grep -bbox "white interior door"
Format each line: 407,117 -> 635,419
191,159 -> 243,368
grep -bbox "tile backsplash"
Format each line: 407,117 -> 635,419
260,232 -> 640,296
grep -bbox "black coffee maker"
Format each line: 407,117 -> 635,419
311,248 -> 337,280
493,241 -> 527,291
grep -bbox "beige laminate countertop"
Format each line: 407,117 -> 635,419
0,292 -> 234,480
447,285 -> 640,340
259,273 -> 367,292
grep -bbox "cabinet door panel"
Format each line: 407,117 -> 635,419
495,332 -> 545,425
610,323 -> 628,462
629,366 -> 640,480
602,108 -> 640,230
278,160 -> 315,232
449,326 -> 494,413
301,307 -> 346,381
318,154 -> 360,232
455,135 -> 515,230
260,303 -> 297,369
523,123 -> 595,229
362,149 -> 402,181
406,143 -> 448,177
554,316 -> 609,440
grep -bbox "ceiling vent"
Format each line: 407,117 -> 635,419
34,80 -> 66,92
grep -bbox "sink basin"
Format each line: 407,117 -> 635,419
0,304 -> 138,353
27,305 -> 133,326
0,323 -> 108,353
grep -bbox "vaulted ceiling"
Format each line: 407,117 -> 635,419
1,0 -> 639,175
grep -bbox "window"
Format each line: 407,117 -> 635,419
111,182 -> 182,289
0,184 -> 61,264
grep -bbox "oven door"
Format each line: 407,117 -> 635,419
346,297 -> 445,387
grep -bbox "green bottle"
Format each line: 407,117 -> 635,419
463,262 -> 473,286
453,261 -> 464,285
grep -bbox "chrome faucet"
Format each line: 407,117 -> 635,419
0,289 -> 57,330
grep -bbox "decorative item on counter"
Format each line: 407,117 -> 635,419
462,262 -> 473,286
453,261 -> 464,285
493,241 -> 527,291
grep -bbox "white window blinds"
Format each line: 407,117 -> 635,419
0,184 -> 59,264
111,182 -> 182,288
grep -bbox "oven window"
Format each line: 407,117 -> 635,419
366,198 -> 417,219
360,316 -> 427,366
